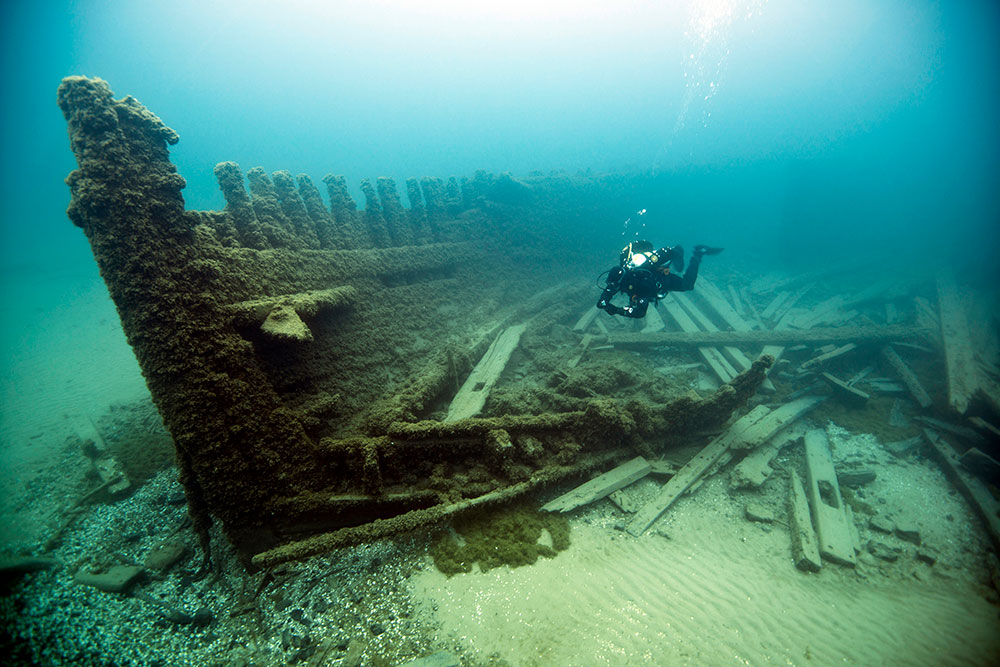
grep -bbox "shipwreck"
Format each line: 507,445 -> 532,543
57,77 -> 775,568
57,76 -> 1000,572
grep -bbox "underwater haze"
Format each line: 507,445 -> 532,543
0,0 -> 998,274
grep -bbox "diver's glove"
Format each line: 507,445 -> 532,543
693,245 -> 724,257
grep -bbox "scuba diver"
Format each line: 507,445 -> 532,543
596,240 -> 723,318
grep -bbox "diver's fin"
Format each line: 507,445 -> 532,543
694,245 -> 724,256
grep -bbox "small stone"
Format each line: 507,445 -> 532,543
915,547 -> 937,566
745,501 -> 775,523
895,521 -> 920,545
144,539 -> 186,571
74,564 -> 144,593
869,514 -> 895,534
868,540 -> 902,562
370,623 -> 385,636
290,608 -> 310,625
612,520 -> 626,532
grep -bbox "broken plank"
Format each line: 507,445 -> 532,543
937,272 -> 978,414
969,416 -> 1000,439
923,429 -> 1000,553
446,324 -> 526,421
541,456 -> 651,512
804,429 -> 856,566
660,300 -> 737,384
881,345 -> 932,409
822,372 -> 870,405
801,343 -> 858,370
606,325 -> 927,348
731,422 -> 809,489
572,306 -> 600,333
729,396 -> 824,451
625,407 -> 770,536
788,469 -> 823,572
773,283 -> 815,321
913,416 -> 986,445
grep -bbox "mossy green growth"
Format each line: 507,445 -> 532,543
429,502 -> 571,576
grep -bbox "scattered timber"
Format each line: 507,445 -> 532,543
445,324 -> 526,421
969,416 -> 1000,439
960,448 -> 1000,484
567,334 -> 593,369
787,469 -> 822,572
673,292 -> 775,392
936,273 -> 978,414
625,406 -> 771,536
881,345 -> 932,409
728,396 -> 824,451
606,325 -> 927,349
541,456 -> 651,513
730,423 -> 809,489
822,372 -> 870,405
660,300 -> 738,385
641,303 -> 666,333
803,429 -> 856,566
913,416 -> 986,445
923,429 -> 1000,553
801,343 -> 858,370
572,306 -> 600,333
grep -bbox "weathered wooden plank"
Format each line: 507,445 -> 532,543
541,456 -> 651,512
801,343 -> 858,370
885,302 -> 898,325
773,283 -> 815,321
804,429 -> 856,566
661,300 -> 737,384
761,291 -> 791,319
880,345 -> 932,408
446,324 -> 526,421
822,372 -> 870,405
641,302 -> 666,333
730,422 -> 809,489
625,407 -> 771,536
923,429 -> 1000,553
697,277 -> 753,331
730,396 -> 824,451
572,306 -> 600,333
788,469 -> 822,572
913,416 -> 986,445
567,333 -> 593,369
969,416 -> 1000,439
606,325 -> 927,348
727,284 -> 747,319
937,272 -> 978,414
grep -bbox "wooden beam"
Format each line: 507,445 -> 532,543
572,306 -> 600,333
881,345 -> 933,409
788,469 -> 822,572
822,372 -> 870,405
804,429 -> 856,566
567,334 -> 593,369
923,428 -> 1000,553
641,302 -> 666,333
607,325 -> 927,348
541,456 -> 651,512
937,272 -> 978,414
728,397 -> 824,452
446,324 -> 526,421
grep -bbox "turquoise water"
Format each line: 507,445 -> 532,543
1,0 -> 997,274
1,2 -> 999,664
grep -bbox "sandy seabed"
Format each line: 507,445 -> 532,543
2,266 -> 999,666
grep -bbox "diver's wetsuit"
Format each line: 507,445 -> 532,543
597,247 -> 703,318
